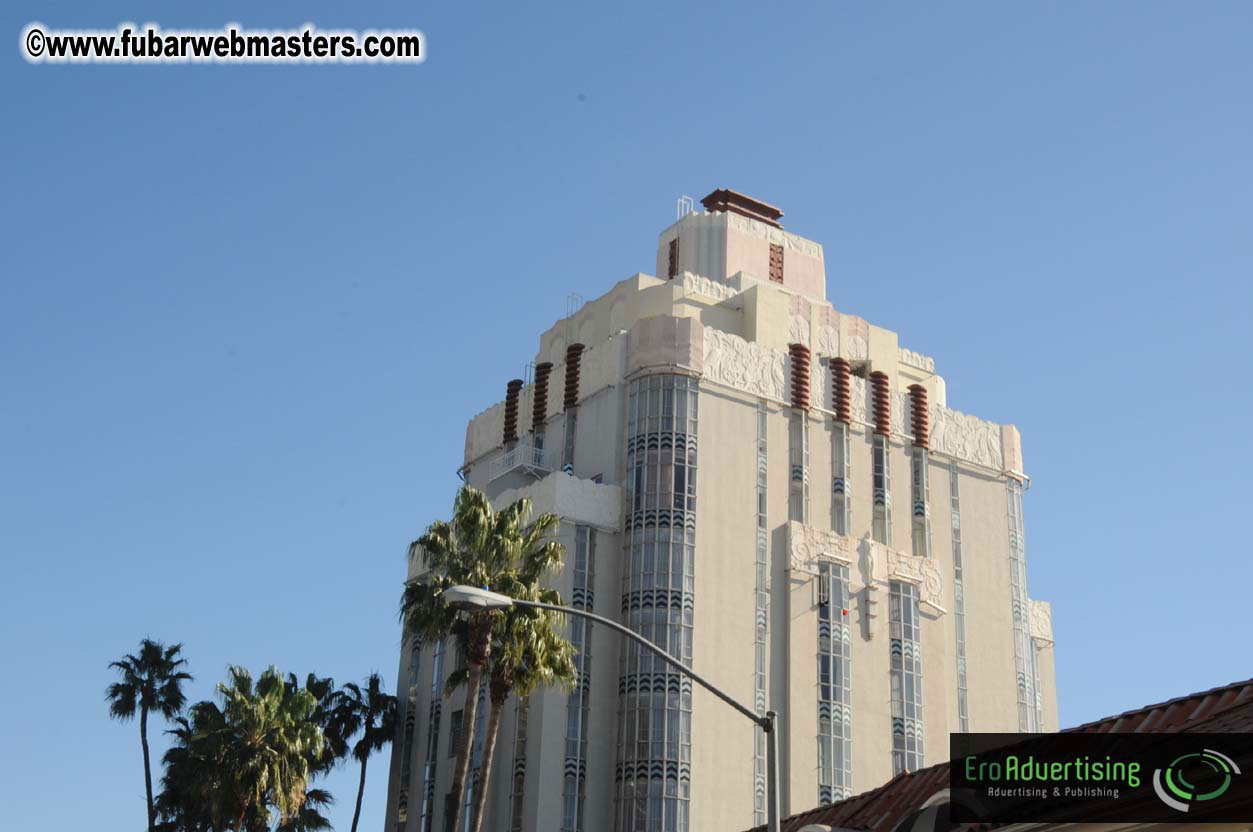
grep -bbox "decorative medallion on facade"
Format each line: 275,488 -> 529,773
701,326 -> 786,402
1029,599 -> 1054,645
787,521 -> 854,574
788,314 -> 810,346
816,325 -> 838,356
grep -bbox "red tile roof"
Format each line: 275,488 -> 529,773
746,676 -> 1253,832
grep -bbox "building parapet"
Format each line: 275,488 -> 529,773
493,471 -> 622,533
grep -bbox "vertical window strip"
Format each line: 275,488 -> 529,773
910,448 -> 930,557
1007,480 -> 1038,732
889,581 -> 923,774
563,527 -> 596,832
831,421 -> 850,536
872,436 -> 892,545
752,402 -> 769,825
397,640 -> 423,827
788,412 -> 809,523
462,683 -> 488,832
949,463 -> 969,733
417,639 -> 446,832
817,562 -> 852,803
508,697 -> 529,832
617,374 -> 697,832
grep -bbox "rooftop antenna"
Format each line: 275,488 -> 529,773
565,292 -> 584,339
677,195 -> 695,220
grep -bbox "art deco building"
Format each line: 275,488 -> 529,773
382,189 -> 1058,832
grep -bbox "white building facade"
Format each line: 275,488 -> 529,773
382,189 -> 1058,832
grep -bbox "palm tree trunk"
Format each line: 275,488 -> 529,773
140,708 -> 154,832
350,756 -> 368,832
445,662 -> 481,832
468,696 -> 504,832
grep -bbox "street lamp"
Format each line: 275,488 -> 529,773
442,584 -> 782,832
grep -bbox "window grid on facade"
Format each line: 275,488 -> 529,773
1007,479 -> 1039,732
789,412 -> 809,523
508,697 -> 529,832
752,402 -> 769,825
459,684 -> 488,832
563,526 -> 597,832
949,463 -> 970,733
910,448 -> 930,557
417,639 -> 446,832
617,374 -> 698,832
817,562 -> 852,803
872,435 -> 892,545
889,581 -> 923,774
831,421 -> 850,536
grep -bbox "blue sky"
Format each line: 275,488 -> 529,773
3,2 -> 1251,829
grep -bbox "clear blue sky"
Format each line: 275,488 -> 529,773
3,2 -> 1251,830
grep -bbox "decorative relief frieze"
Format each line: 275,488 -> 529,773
725,212 -> 824,259
846,335 -> 868,361
849,375 -> 868,424
930,405 -> 1004,470
787,522 -> 854,574
788,314 -> 810,346
816,326 -> 838,356
891,390 -> 907,437
680,272 -> 738,303
860,537 -> 946,613
898,347 -> 936,373
811,360 -> 830,412
701,326 -> 786,401
1029,599 -> 1054,645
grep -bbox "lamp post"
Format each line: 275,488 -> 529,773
442,584 -> 782,832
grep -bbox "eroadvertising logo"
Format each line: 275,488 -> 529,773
1152,748 -> 1241,812
950,733 -> 1253,824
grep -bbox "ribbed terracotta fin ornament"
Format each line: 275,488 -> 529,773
908,384 -> 929,449
503,379 -> 523,445
829,357 -> 852,424
563,344 -> 584,411
532,362 -> 553,430
788,343 -> 811,411
870,371 -> 891,437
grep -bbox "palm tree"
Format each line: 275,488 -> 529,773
401,485 -> 507,832
106,639 -> 193,832
337,673 -> 398,832
468,597 -> 576,832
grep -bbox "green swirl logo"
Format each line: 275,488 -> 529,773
1152,749 -> 1241,812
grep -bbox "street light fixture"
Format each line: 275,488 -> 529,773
442,584 -> 782,832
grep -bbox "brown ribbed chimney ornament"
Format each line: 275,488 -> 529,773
908,384 -> 929,449
870,371 -> 891,437
532,362 -> 553,430
563,344 -> 584,411
503,378 -> 523,445
788,343 -> 811,411
829,357 -> 851,424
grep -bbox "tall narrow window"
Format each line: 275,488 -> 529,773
668,237 -> 679,279
396,639 -> 422,826
949,462 -> 969,733
509,697 -> 530,832
562,527 -> 596,832
789,412 -> 809,522
448,709 -> 464,759
769,243 -> 784,283
1007,479 -> 1039,732
417,639 -> 446,832
831,421 -> 850,536
889,581 -> 923,774
752,402 -> 769,825
910,448 -> 930,557
872,436 -> 892,545
817,562 -> 852,802
618,374 -> 698,832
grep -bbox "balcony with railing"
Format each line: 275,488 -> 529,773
489,443 -> 552,482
